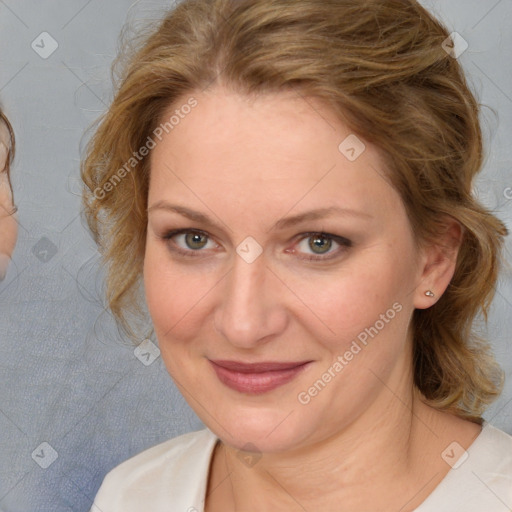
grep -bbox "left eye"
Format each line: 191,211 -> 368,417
293,232 -> 351,260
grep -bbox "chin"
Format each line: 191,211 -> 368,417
195,394 -> 317,453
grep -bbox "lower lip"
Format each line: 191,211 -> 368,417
209,361 -> 310,394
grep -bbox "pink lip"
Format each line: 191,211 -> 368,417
209,359 -> 311,394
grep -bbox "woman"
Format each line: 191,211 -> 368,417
0,107 -> 17,280
83,0 -> 512,510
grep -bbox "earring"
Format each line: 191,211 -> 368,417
425,290 -> 435,298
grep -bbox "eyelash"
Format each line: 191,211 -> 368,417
160,229 -> 352,262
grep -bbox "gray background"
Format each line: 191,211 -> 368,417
0,1 -> 511,511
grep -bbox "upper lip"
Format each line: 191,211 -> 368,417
209,360 -> 311,373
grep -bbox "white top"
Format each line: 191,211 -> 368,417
91,422 -> 512,512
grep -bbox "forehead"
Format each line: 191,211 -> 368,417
155,87 -> 344,162
148,87 -> 399,223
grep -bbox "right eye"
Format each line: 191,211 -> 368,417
162,229 -> 220,258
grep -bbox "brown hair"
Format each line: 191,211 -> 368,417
81,0 -> 508,421
0,107 -> 15,202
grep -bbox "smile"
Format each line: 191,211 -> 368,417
209,360 -> 312,394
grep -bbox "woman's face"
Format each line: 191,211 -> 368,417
0,121 -> 17,280
144,87 -> 429,452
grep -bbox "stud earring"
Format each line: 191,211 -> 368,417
425,290 -> 435,298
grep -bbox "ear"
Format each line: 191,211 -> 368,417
413,216 -> 464,310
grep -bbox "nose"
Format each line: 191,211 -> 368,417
214,255 -> 288,349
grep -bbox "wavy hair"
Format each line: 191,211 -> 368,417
81,0 -> 509,421
0,107 -> 15,202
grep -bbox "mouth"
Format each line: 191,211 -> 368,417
209,359 -> 312,394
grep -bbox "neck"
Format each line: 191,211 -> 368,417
207,385 -> 480,512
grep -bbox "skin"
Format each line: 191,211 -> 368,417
144,86 -> 481,511
0,121 -> 17,280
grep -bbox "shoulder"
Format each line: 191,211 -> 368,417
91,428 -> 218,512
101,428 -> 216,478
477,421 -> 512,450
417,422 -> 512,512
468,422 -> 512,475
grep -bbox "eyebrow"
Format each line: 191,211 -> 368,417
271,206 -> 373,230
147,202 -> 373,231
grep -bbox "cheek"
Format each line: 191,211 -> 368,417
143,243 -> 214,344
292,260 -> 412,413
285,251 -> 407,343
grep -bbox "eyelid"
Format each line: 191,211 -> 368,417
294,231 -> 352,246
